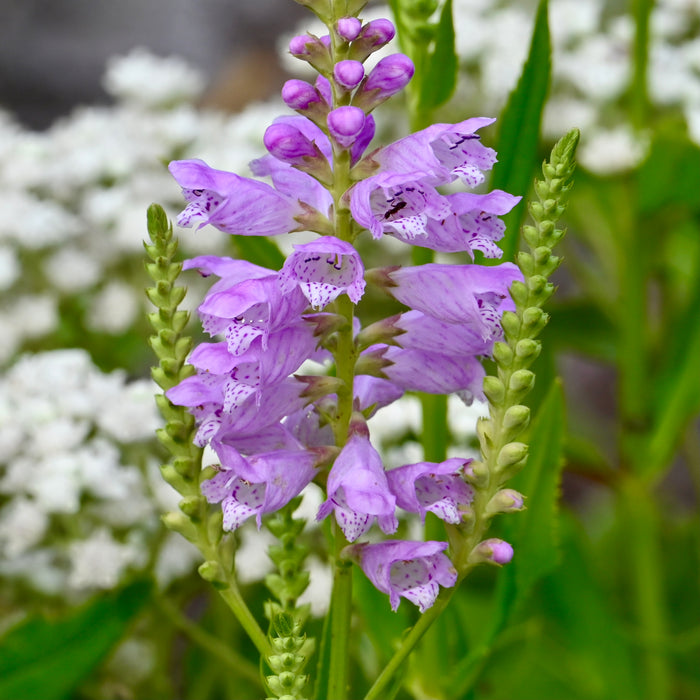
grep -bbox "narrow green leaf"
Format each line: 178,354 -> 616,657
0,581 -> 150,700
230,234 -> 285,270
491,0 -> 551,262
418,0 -> 458,113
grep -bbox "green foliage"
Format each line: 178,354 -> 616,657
491,0 -> 551,262
0,581 -> 150,700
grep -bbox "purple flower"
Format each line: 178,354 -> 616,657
377,118 -> 497,188
169,159 -> 300,236
350,170 -> 451,240
317,431 -> 397,542
279,236 -> 365,309
201,447 -> 317,530
263,121 -> 323,164
386,458 -> 474,524
345,540 -> 457,612
386,189 -> 521,255
350,19 -> 396,62
197,273 -> 308,354
395,310 -> 493,357
380,345 -> 487,404
381,262 -> 522,340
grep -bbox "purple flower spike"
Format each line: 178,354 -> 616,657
280,236 -> 366,309
336,17 -> 362,41
386,458 -> 474,524
169,159 -> 299,237
328,106 -> 367,148
202,448 -> 317,530
317,431 -> 397,542
353,54 -> 415,111
334,60 -> 365,90
263,122 -> 319,164
346,540 -> 457,612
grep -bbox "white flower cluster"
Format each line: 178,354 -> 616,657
452,0 -> 700,173
0,49 -> 284,365
0,349 -> 198,597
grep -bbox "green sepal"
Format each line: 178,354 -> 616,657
198,560 -> 228,589
162,510 -> 198,543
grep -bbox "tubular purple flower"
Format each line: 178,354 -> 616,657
386,458 -> 474,524
327,106 -> 367,149
317,430 -> 397,542
168,159 -> 300,237
353,54 -> 415,111
334,60 -> 365,90
350,169 -> 451,240
336,17 -> 362,41
380,262 -> 523,340
201,448 -> 317,530
379,345 -> 487,404
350,18 -> 396,62
279,236 -> 366,309
378,118 -> 497,188
345,540 -> 457,612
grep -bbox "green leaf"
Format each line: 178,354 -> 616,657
417,0 -> 458,113
491,0 -> 551,262
230,234 -> 285,270
0,580 -> 150,700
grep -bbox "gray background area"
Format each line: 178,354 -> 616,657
0,0 -> 307,127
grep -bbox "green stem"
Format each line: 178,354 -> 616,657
155,595 -> 262,687
364,587 -> 455,700
619,475 -> 672,700
326,524 -> 354,700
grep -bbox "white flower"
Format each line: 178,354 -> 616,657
68,528 -> 142,590
0,245 -> 19,290
43,246 -> 102,293
86,281 -> 139,334
103,49 -> 206,107
0,498 -> 49,558
579,126 -> 649,174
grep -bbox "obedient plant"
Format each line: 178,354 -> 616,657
145,1 -> 578,697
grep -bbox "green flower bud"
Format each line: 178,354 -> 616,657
162,511 -> 198,543
179,494 -> 205,519
492,341 -> 513,368
509,369 -> 535,395
516,250 -> 535,277
483,375 -> 506,406
463,459 -> 489,490
509,279 -> 529,307
522,306 -> 548,336
496,441 -> 529,469
198,560 -> 228,589
501,311 -> 521,339
485,489 -> 526,516
502,404 -> 530,439
514,338 -> 541,362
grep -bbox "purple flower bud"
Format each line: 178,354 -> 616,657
350,19 -> 396,62
264,122 -> 318,163
334,60 -> 365,90
328,106 -> 367,148
315,75 -> 333,105
336,17 -> 362,41
470,538 -> 514,566
281,79 -> 324,111
350,113 -> 376,163
354,54 -> 415,111
344,540 -> 457,612
289,34 -> 314,56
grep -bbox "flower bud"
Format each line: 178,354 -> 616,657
294,374 -> 346,402
281,79 -> 323,111
509,369 -> 535,395
179,494 -> 205,519
353,54 -> 415,111
469,538 -> 514,566
288,33 -> 332,72
485,489 -> 526,516
334,59 -> 365,90
462,459 -> 489,489
349,18 -> 396,62
492,341 -> 513,367
328,106 -> 367,148
336,16 -> 362,41
483,375 -> 506,406
264,122 -> 318,162
502,404 -> 530,439
355,314 -> 404,349
496,441 -> 528,470
162,510 -> 197,542
515,338 -> 541,362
